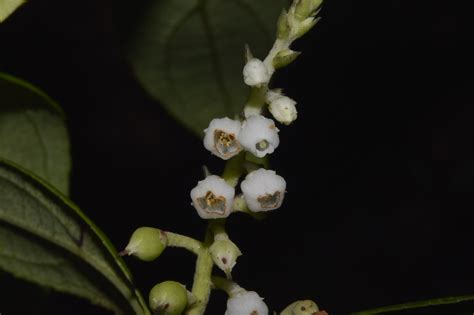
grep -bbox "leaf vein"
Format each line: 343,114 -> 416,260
22,110 -> 50,184
163,5 -> 200,113
198,0 -> 234,115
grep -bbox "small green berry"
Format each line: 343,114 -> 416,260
123,227 -> 167,261
149,281 -> 188,315
281,300 -> 321,315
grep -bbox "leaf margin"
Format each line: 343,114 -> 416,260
0,157 -> 150,315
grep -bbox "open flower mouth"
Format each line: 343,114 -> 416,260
197,191 -> 227,214
255,139 -> 269,152
214,129 -> 241,157
257,191 -> 281,208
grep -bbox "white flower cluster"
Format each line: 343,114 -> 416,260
203,115 -> 280,160
191,112 -> 287,219
191,168 -> 286,219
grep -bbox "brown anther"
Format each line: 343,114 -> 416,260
214,130 -> 240,157
197,191 -> 226,214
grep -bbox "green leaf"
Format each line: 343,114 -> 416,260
0,72 -> 71,195
116,0 -> 290,135
0,0 -> 25,22
0,159 -> 150,315
351,295 -> 474,314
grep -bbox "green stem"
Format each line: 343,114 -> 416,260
209,219 -> 228,240
243,86 -> 268,116
222,153 -> 246,187
164,231 -> 203,256
232,195 -> 267,220
211,276 -> 244,296
350,295 -> 474,315
185,227 -> 214,315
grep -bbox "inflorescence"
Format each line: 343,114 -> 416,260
122,1 -> 327,314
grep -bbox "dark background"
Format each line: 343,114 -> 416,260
1,0 -> 474,314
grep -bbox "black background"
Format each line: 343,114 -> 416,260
1,0 -> 474,314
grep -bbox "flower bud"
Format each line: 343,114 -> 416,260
241,169 -> 286,212
204,118 -> 242,160
190,175 -> 235,219
210,238 -> 242,278
268,95 -> 298,125
238,115 -> 280,158
149,281 -> 188,315
243,58 -> 270,86
294,17 -> 320,39
122,227 -> 167,261
281,300 -> 322,315
273,49 -> 301,70
225,291 -> 269,315
294,0 -> 323,21
276,9 -> 291,39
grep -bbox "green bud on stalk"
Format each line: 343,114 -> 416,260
122,227 -> 167,261
277,9 -> 291,39
273,49 -> 301,69
293,17 -> 321,40
210,239 -> 242,278
294,0 -> 323,21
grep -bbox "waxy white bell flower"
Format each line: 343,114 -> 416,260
269,95 -> 298,125
225,291 -> 269,315
238,115 -> 280,158
190,175 -> 235,219
241,169 -> 286,212
243,58 -> 270,86
204,117 -> 242,160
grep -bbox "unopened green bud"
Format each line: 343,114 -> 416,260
281,300 -> 324,315
311,0 -> 323,13
273,49 -> 301,69
277,9 -> 291,39
149,281 -> 188,315
295,0 -> 323,21
293,17 -> 320,40
210,238 -> 242,278
122,227 -> 167,261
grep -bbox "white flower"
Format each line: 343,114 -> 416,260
204,118 -> 242,160
190,175 -> 235,219
241,169 -> 286,212
243,58 -> 270,86
238,115 -> 280,158
269,95 -> 298,125
225,291 -> 269,315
